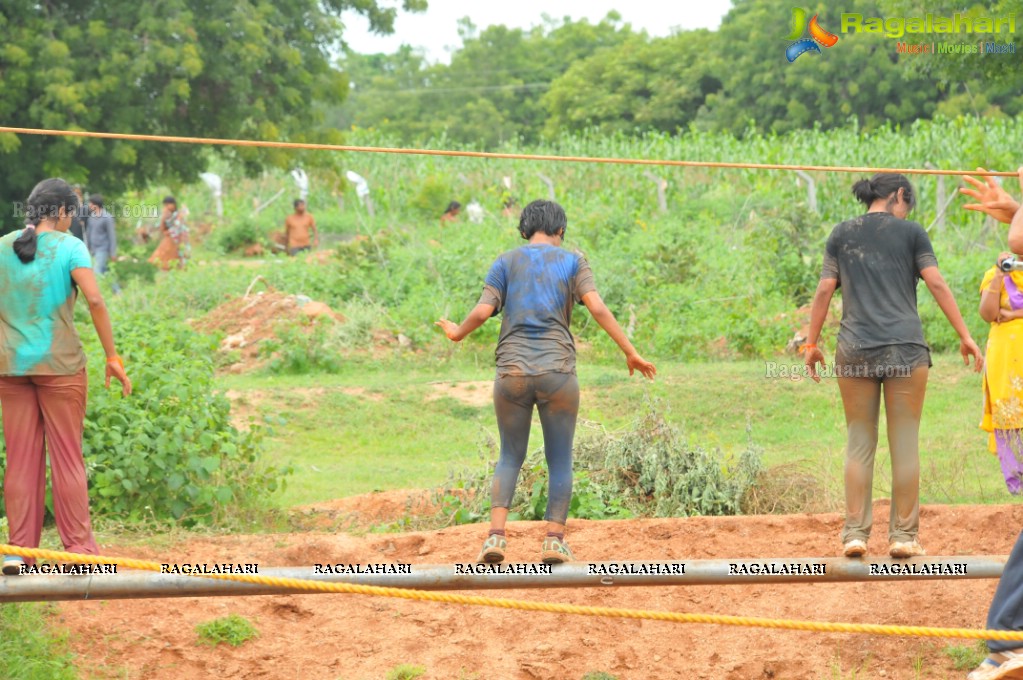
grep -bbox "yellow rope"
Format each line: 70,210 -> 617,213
0,125 -> 1015,177
1,544 -> 1017,641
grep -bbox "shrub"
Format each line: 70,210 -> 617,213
410,174 -> 455,218
214,215 -> 268,254
261,319 -> 345,374
0,309 -> 290,527
82,311 -> 287,525
435,400 -> 762,524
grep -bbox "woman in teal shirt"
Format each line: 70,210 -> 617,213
0,178 -> 132,575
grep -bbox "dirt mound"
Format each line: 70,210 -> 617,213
56,502 -> 1023,679
191,290 -> 343,371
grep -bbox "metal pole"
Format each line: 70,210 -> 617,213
0,557 -> 1007,603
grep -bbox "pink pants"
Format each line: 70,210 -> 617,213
0,370 -> 99,564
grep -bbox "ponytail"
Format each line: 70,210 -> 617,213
13,225 -> 38,263
851,173 -> 916,210
13,178 -> 79,264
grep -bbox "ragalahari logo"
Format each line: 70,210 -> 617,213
785,8 -> 839,62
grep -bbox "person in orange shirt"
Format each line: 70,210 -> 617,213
285,199 -> 318,256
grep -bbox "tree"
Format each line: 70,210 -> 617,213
0,0 -> 425,224
332,13 -> 636,146
699,0 -> 949,134
543,31 -> 723,136
887,0 -> 1023,117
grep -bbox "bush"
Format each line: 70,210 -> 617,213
435,401 -> 762,524
0,309 -> 290,527
261,319 -> 345,374
214,215 -> 268,254
410,174 -> 455,218
81,311 -> 287,525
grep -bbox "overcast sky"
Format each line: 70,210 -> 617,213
341,1 -> 735,63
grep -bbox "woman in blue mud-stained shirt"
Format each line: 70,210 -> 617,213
436,199 -> 656,564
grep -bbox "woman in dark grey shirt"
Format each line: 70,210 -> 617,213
804,173 -> 982,559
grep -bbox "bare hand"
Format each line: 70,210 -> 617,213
626,352 -> 656,380
961,168 -> 1021,225
805,347 -> 826,383
997,308 -> 1023,323
434,319 -> 461,342
105,361 -> 132,396
960,337 -> 984,372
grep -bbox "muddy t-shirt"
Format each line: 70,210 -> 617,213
477,244 -> 597,376
820,213 -> 938,352
0,230 -> 91,375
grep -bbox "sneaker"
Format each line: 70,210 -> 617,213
889,540 -> 926,558
2,555 -> 25,576
540,536 -> 574,564
966,649 -> 1023,680
842,539 -> 867,558
476,534 -> 506,564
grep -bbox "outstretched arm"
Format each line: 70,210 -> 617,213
919,266 -> 983,372
581,291 -> 656,379
436,303 -> 496,342
804,278 -> 837,383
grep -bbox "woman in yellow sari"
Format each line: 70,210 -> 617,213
980,251 -> 1023,494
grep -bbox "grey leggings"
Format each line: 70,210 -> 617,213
491,373 -> 580,524
838,366 -> 928,544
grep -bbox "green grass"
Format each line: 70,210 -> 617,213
943,641 -> 989,671
385,664 -> 426,680
220,350 -> 1002,508
195,614 -> 258,647
0,603 -> 79,680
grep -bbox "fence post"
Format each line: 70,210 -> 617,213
537,173 -> 555,201
643,172 -> 668,213
795,170 -> 818,214
925,162 -> 945,233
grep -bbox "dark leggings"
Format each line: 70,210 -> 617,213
491,373 -> 580,524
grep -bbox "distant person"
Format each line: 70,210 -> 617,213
960,167 -> 1023,680
804,173 -> 982,559
84,194 -> 117,275
0,178 -> 131,576
441,201 -> 461,223
148,196 -> 189,270
501,196 -> 520,219
68,185 -> 86,241
436,199 -> 656,564
285,199 -> 318,256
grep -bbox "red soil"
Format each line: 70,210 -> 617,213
50,501 -> 1023,680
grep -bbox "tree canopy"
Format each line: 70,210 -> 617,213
334,0 -> 1022,145
0,0 -> 425,221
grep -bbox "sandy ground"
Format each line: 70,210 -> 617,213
51,501 -> 1023,680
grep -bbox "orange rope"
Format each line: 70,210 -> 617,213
0,126 -> 1016,177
